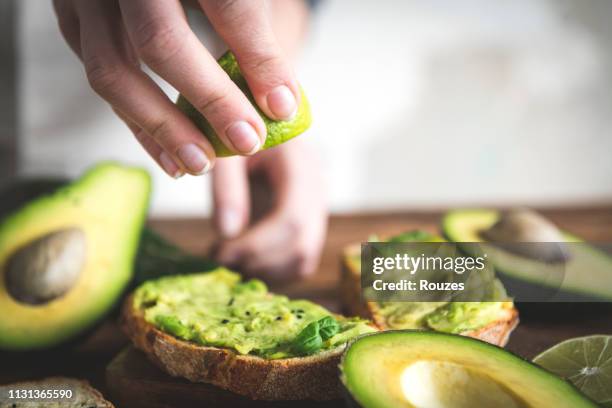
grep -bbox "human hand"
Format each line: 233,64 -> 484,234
212,140 -> 327,281
53,0 -> 301,177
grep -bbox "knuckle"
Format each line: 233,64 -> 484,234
194,88 -> 233,117
132,18 -> 186,66
84,56 -> 124,96
241,52 -> 284,76
147,119 -> 175,148
209,0 -> 242,18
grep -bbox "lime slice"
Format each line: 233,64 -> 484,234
534,335 -> 612,407
176,51 -> 312,157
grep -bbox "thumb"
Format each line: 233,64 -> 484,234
212,157 -> 250,239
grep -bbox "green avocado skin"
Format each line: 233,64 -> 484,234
0,163 -> 151,351
176,52 -> 312,157
441,209 -> 612,302
340,331 -> 599,408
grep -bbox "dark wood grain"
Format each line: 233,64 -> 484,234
1,207 -> 611,407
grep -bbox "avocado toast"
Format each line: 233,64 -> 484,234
340,231 -> 519,346
122,268 -> 376,401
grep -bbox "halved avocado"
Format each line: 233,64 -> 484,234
0,163 -> 151,350
442,209 -> 612,302
340,331 -> 598,408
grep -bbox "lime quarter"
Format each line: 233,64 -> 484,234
176,51 -> 312,157
534,335 -> 612,407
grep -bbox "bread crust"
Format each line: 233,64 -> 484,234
340,244 -> 519,347
121,295 -> 348,401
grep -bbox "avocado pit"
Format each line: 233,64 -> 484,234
5,228 -> 87,305
481,209 -> 570,263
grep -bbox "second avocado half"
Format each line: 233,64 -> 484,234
176,52 -> 312,157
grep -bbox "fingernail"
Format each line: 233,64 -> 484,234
266,85 -> 297,120
226,121 -> 261,155
218,208 -> 242,239
159,152 -> 184,179
177,144 -> 211,175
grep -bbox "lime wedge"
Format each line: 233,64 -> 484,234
176,51 -> 312,157
534,335 -> 612,407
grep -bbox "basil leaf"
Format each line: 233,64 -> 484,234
292,320 -> 323,356
318,316 -> 340,341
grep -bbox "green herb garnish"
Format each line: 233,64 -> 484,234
292,316 -> 340,356
318,316 -> 340,340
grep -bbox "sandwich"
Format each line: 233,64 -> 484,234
340,230 -> 519,346
121,268 -> 376,401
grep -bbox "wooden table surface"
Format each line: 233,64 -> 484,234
2,207 -> 612,406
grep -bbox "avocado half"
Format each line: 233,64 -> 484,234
340,331 -> 598,408
0,163 -> 151,350
442,209 -> 612,302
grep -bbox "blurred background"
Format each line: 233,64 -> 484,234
2,0 -> 611,216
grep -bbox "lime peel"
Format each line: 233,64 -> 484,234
534,335 -> 612,407
176,51 -> 312,157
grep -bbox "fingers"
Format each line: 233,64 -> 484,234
215,214 -> 319,281
215,143 -> 328,280
200,0 -> 300,120
53,0 -> 81,56
74,0 -> 215,176
212,157 -> 250,238
119,0 -> 266,156
54,2 -> 183,179
113,108 -> 185,179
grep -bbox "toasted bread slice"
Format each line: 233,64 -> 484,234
121,294 -> 360,401
0,377 -> 114,408
340,244 -> 519,347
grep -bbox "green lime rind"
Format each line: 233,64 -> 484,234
534,335 -> 612,407
176,52 -> 312,157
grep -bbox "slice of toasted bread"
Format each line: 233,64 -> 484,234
0,377 -> 114,408
121,294 -> 357,401
340,244 -> 519,347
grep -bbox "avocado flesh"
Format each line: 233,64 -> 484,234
350,231 -> 513,333
442,209 -> 612,301
340,331 -> 598,408
0,163 -> 151,350
176,51 -> 312,157
134,268 -> 375,358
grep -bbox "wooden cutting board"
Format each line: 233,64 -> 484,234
106,347 -> 344,408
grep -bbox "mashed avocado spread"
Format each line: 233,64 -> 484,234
134,268 -> 375,359
355,230 -> 514,333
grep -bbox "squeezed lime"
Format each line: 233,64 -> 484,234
176,51 -> 311,157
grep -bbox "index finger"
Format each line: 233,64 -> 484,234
200,0 -> 301,121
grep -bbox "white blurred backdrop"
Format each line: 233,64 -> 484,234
18,0 -> 612,216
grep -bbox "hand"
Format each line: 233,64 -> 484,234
212,140 -> 328,281
53,0 -> 301,177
